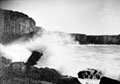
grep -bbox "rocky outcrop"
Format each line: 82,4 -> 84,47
26,51 -> 43,66
71,33 -> 120,44
56,76 -> 81,84
78,68 -> 104,80
71,34 -> 87,44
1,61 -> 81,84
0,9 -> 38,44
0,53 -> 81,84
6,62 -> 61,82
100,77 -> 120,84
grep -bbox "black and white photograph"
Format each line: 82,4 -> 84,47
0,0 -> 120,84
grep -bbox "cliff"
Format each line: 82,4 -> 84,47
71,34 -> 120,44
0,9 -> 37,44
1,8 -> 120,45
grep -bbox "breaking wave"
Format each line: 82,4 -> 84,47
0,29 -> 120,83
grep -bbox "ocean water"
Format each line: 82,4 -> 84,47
1,31 -> 120,84
37,44 -> 120,84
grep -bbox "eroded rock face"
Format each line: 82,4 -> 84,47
0,9 -> 37,44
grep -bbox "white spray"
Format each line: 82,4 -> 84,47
1,30 -> 120,83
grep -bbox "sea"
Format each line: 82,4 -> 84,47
0,30 -> 120,84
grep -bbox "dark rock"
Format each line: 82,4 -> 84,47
56,76 -> 81,84
3,62 -> 82,84
100,77 -> 120,84
5,62 -> 27,78
78,68 -> 103,79
26,66 -> 62,82
86,35 -> 120,44
0,49 -> 82,84
0,9 -> 38,44
71,34 -> 87,44
38,67 -> 62,82
0,56 -> 12,77
0,56 -> 83,84
0,56 -> 11,65
0,77 -> 52,84
26,51 -> 43,66
71,33 -> 120,44
5,62 -> 62,82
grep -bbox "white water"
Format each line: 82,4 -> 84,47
0,31 -> 120,84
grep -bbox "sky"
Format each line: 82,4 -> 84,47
0,0 -> 120,35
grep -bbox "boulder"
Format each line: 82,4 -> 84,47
6,62 -> 62,82
0,56 -> 82,84
26,51 -> 43,66
56,76 -> 81,84
3,62 -> 82,84
78,68 -> 103,79
100,77 -> 120,84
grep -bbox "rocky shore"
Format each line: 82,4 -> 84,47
0,51 -> 81,84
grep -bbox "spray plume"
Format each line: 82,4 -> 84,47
0,30 -> 79,76
0,29 -> 120,80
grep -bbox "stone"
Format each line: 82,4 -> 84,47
0,56 -> 82,84
71,33 -> 120,44
100,77 -> 120,84
26,51 -> 43,66
56,76 -> 81,84
6,62 -> 61,82
78,68 -> 103,79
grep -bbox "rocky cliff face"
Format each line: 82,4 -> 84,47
0,9 -> 36,44
71,34 -> 120,44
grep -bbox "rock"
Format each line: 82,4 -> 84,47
0,56 -> 11,65
3,62 -> 82,84
0,78 -> 52,84
71,33 -> 87,44
71,33 -> 120,44
78,68 -> 103,80
56,76 -> 81,84
86,35 -> 120,44
26,51 -> 43,66
0,56 -> 12,77
5,62 -> 62,82
0,56 -> 83,84
37,67 -> 62,82
0,57 -> 62,82
0,9 -> 37,44
100,77 -> 120,84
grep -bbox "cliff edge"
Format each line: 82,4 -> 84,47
0,9 -> 37,44
71,33 -> 120,44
